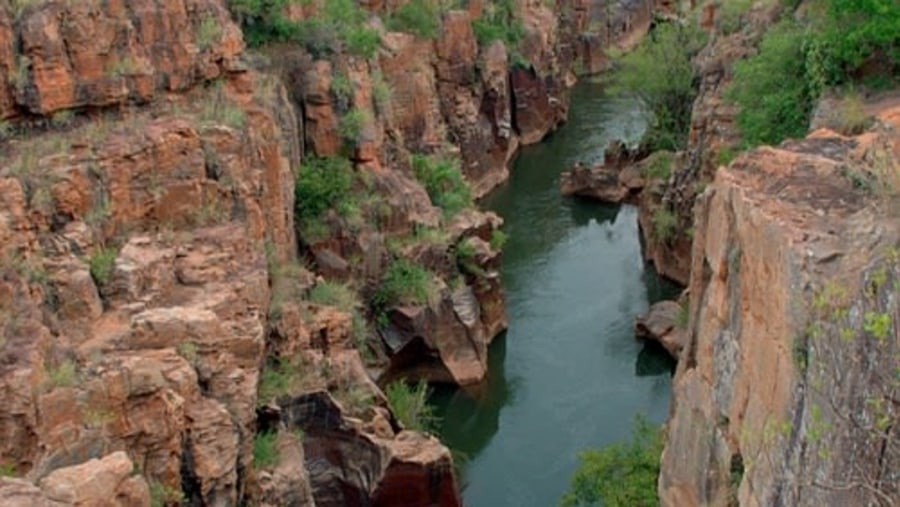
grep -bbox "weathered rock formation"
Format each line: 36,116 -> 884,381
634,299 -> 686,358
0,0 -> 673,504
659,105 -> 900,505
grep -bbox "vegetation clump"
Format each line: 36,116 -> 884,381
411,154 -> 472,217
385,379 -> 438,432
609,22 -> 706,151
295,156 -> 354,222
561,415 -> 663,507
371,259 -> 434,309
726,0 -> 900,148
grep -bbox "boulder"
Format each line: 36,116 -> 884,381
634,300 -> 685,358
38,452 -> 150,507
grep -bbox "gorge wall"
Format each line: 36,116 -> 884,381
0,0 -> 667,505
653,3 -> 900,505
660,101 -> 900,507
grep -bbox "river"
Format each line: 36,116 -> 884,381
430,78 -> 681,506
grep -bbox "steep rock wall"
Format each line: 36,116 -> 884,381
659,107 -> 900,506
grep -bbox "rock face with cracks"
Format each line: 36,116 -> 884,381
659,105 -> 900,506
0,0 -> 672,505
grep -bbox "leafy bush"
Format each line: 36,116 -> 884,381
227,0 -> 381,58
388,0 -> 441,39
814,0 -> 900,84
372,259 -> 434,308
472,0 -> 524,48
343,24 -> 381,58
309,280 -> 360,312
411,154 -> 472,217
651,207 -> 678,243
610,23 -> 706,151
561,415 -> 663,507
489,229 -> 508,251
385,379 -> 438,432
89,247 -> 117,287
338,108 -> 368,145
295,157 -> 354,220
717,0 -> 753,34
253,431 -> 279,469
726,20 -> 812,147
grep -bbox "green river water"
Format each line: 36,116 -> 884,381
430,79 -> 681,506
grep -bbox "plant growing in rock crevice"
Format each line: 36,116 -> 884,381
411,154 -> 472,217
385,379 -> 437,432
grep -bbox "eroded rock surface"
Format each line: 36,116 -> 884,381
659,106 -> 900,506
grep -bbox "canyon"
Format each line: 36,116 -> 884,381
1,0 -> 897,506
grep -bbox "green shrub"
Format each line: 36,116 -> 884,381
717,0 -> 753,35
726,19 -> 812,147
561,415 -> 663,507
372,259 -> 434,308
643,151 -> 674,180
472,0 -> 524,48
343,24 -> 381,58
309,281 -> 360,313
330,72 -> 353,106
89,247 -> 117,287
253,431 -> 279,469
610,22 -> 706,151
814,0 -> 900,84
489,229 -> 508,251
651,207 -> 678,243
295,157 -> 354,220
385,379 -> 438,432
388,0 -> 441,39
257,356 -> 319,405
411,154 -> 472,217
228,0 -> 382,58
338,108 -> 368,145
372,71 -> 392,115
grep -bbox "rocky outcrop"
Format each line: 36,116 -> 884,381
0,7 -> 298,497
559,143 -> 646,203
659,106 -> 900,506
0,452 -> 149,507
2,0 -> 243,118
276,391 -> 459,507
634,300 -> 685,358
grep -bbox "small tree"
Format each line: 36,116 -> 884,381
561,415 -> 663,507
610,23 -> 706,151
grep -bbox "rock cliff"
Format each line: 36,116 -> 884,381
659,104 -> 900,506
0,0 -> 666,504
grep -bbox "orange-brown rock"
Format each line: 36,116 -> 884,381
38,451 -> 150,506
6,0 -> 243,117
660,107 -> 900,506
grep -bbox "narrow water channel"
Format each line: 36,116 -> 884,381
431,79 -> 681,506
